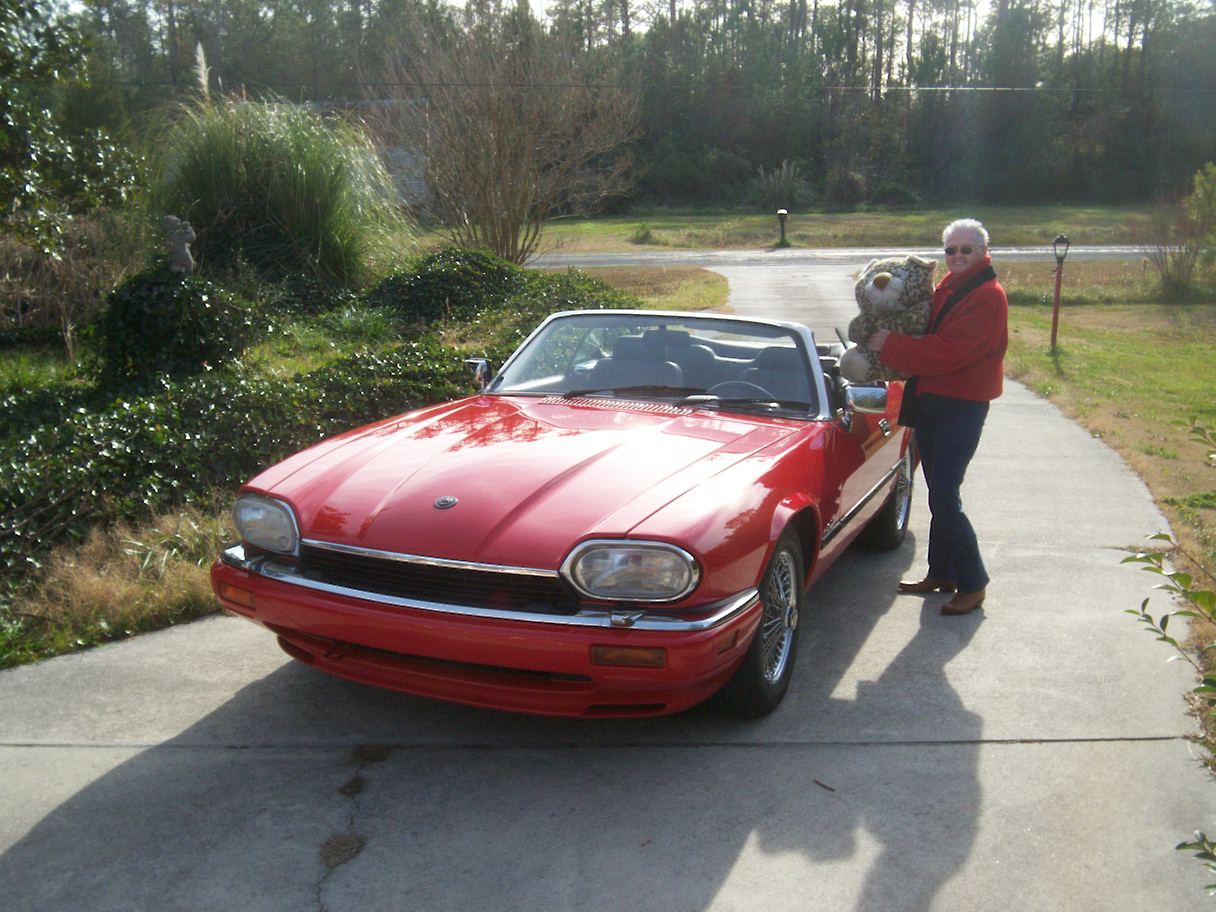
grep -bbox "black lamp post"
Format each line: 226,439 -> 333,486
1050,234 -> 1070,350
776,209 -> 789,248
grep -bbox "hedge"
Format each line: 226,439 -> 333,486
0,340 -> 466,581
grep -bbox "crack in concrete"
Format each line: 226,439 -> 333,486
314,744 -> 397,912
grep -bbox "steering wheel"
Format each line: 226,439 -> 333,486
707,380 -> 777,400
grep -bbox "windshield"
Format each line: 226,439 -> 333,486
488,313 -> 818,416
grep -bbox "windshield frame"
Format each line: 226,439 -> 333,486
485,310 -> 833,421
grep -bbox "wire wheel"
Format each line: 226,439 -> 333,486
715,529 -> 804,717
863,444 -> 915,551
760,547 -> 799,685
891,446 -> 914,532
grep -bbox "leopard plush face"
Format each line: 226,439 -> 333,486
838,255 -> 937,384
854,255 -> 936,332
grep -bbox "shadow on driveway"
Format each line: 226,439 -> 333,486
1,543 -> 984,911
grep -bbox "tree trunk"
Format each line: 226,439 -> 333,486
905,0 -> 916,83
1122,2 -> 1138,89
873,0 -> 884,100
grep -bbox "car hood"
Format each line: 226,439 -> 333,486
250,395 -> 803,568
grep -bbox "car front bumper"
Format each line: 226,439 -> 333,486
210,545 -> 761,718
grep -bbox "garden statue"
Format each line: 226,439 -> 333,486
162,215 -> 196,274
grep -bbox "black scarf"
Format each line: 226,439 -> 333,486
896,265 -> 997,428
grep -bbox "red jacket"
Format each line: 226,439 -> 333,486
878,255 -> 1008,402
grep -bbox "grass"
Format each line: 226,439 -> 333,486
0,348 -> 81,393
537,205 -> 1151,252
242,308 -> 410,379
546,265 -> 730,312
1002,260 -> 1168,307
1,505 -> 233,666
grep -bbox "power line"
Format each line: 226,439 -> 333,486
10,75 -> 1208,96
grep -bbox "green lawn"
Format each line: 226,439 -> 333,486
535,205 -> 1152,252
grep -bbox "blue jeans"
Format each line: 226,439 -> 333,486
914,394 -> 990,593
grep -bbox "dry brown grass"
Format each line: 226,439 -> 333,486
0,216 -> 147,356
1002,259 -> 1162,306
14,506 -> 232,643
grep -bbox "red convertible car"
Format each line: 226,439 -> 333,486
211,310 -> 913,718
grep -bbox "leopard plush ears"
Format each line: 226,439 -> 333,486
857,254 -> 934,273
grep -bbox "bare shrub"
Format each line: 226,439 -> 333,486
1140,201 -> 1204,296
0,214 -> 146,356
369,10 -> 639,264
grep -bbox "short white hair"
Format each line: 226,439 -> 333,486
942,218 -> 989,249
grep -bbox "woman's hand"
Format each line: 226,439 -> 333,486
866,329 -> 892,352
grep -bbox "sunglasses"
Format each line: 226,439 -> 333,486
944,246 -> 975,256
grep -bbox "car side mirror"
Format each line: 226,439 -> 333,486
464,358 -> 492,391
841,384 -> 888,432
847,384 -> 888,414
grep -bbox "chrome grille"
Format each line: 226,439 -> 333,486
298,544 -> 581,615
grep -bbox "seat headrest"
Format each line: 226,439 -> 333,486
612,336 -> 650,360
755,346 -> 804,370
643,328 -> 691,348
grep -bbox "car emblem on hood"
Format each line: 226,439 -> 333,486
434,495 -> 459,510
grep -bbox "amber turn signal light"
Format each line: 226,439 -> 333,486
217,581 -> 256,610
590,645 -> 667,668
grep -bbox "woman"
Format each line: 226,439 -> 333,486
865,218 -> 1008,615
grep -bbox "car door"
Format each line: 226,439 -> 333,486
818,381 -> 903,560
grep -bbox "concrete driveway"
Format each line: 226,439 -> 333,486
2,253 -> 1212,911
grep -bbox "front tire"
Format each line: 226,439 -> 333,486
862,443 -> 914,551
716,529 -> 804,718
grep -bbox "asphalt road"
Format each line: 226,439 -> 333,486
532,244 -> 1142,270
1,251 -> 1212,912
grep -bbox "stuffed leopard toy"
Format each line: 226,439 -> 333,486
838,255 -> 936,383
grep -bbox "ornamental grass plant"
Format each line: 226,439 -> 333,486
147,97 -> 413,286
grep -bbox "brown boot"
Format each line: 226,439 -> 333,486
941,589 -> 986,615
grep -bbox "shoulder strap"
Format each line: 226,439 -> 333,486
929,265 -> 996,334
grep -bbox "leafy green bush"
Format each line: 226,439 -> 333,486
824,167 -> 866,208
147,98 -> 412,285
366,247 -> 528,323
0,384 -> 102,445
0,256 -> 635,614
1186,162 -> 1216,266
0,325 -> 61,349
457,268 -> 640,364
97,267 -> 258,385
0,340 -> 467,583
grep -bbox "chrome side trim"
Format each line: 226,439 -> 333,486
820,459 -> 902,547
300,539 -> 561,578
221,544 -> 758,632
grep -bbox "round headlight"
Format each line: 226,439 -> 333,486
563,541 -> 699,602
233,494 -> 299,555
